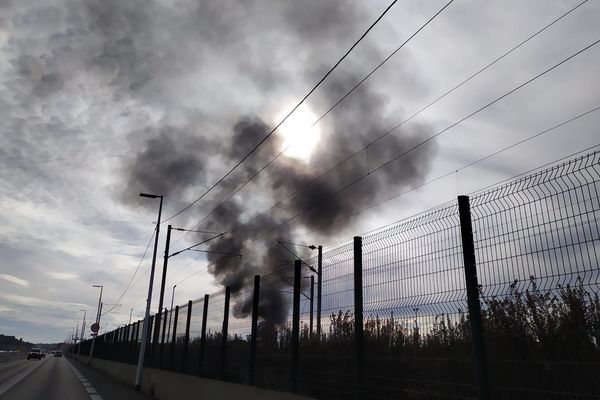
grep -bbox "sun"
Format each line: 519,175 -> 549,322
276,104 -> 321,162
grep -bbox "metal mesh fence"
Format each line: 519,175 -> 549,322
71,150 -> 600,400
470,151 -> 600,399
359,203 -> 473,399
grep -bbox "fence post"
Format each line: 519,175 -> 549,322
182,300 -> 193,373
458,195 -> 491,400
130,321 -> 139,363
222,286 -> 231,378
317,245 -> 323,341
124,326 -> 129,362
292,259 -> 301,393
199,294 -> 209,375
160,308 -> 168,368
310,275 -> 314,338
170,305 -> 179,370
354,236 -> 364,400
249,275 -> 260,386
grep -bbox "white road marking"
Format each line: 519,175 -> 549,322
0,359 -> 46,396
66,358 -> 104,400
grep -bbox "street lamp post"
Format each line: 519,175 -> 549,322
135,192 -> 163,390
74,321 -> 80,343
88,285 -> 103,364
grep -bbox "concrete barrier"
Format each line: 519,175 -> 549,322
0,352 -> 25,364
70,355 -> 315,400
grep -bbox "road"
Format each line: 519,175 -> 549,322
0,356 -> 151,400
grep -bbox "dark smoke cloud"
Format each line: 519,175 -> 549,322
112,0 -> 437,325
121,126 -> 211,208
198,88 -> 436,326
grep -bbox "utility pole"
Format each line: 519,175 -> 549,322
88,285 -> 103,364
98,303 -> 103,332
153,224 -> 172,348
129,308 -> 133,325
167,284 -> 176,340
157,224 -> 172,317
78,309 -> 86,356
135,192 -> 163,390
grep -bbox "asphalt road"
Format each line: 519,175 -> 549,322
0,356 -> 151,400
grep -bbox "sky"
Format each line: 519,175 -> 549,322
1,0 -> 599,343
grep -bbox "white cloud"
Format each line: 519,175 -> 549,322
0,274 -> 29,287
45,271 -> 77,280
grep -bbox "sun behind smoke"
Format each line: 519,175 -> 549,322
276,104 -> 321,162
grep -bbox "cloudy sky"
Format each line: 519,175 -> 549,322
1,0 -> 599,343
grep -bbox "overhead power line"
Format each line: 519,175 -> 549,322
173,0 -> 584,249
243,38 -> 600,247
295,105 -> 600,242
175,12 -> 597,252
162,0 -> 401,223
168,104 -> 600,293
171,0 -> 456,248
167,31 -> 600,292
102,228 -> 155,316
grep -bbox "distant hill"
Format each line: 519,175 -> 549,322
36,342 -> 64,351
0,334 -> 35,351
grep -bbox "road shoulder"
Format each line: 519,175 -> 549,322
68,358 -> 152,400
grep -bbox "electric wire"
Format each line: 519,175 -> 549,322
297,105 -> 600,243
168,42 -> 600,290
118,101 -> 600,318
172,136 -> 600,296
171,0 -> 583,249
171,0 -> 456,248
162,0 -> 401,223
102,228 -> 155,316
246,38 -> 600,247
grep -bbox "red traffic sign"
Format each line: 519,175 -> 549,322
90,323 -> 100,333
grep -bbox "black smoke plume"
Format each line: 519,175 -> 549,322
116,0 -> 437,327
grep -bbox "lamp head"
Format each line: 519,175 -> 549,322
139,192 -> 161,199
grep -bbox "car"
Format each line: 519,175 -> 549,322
53,351 -> 62,357
27,348 -> 43,360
